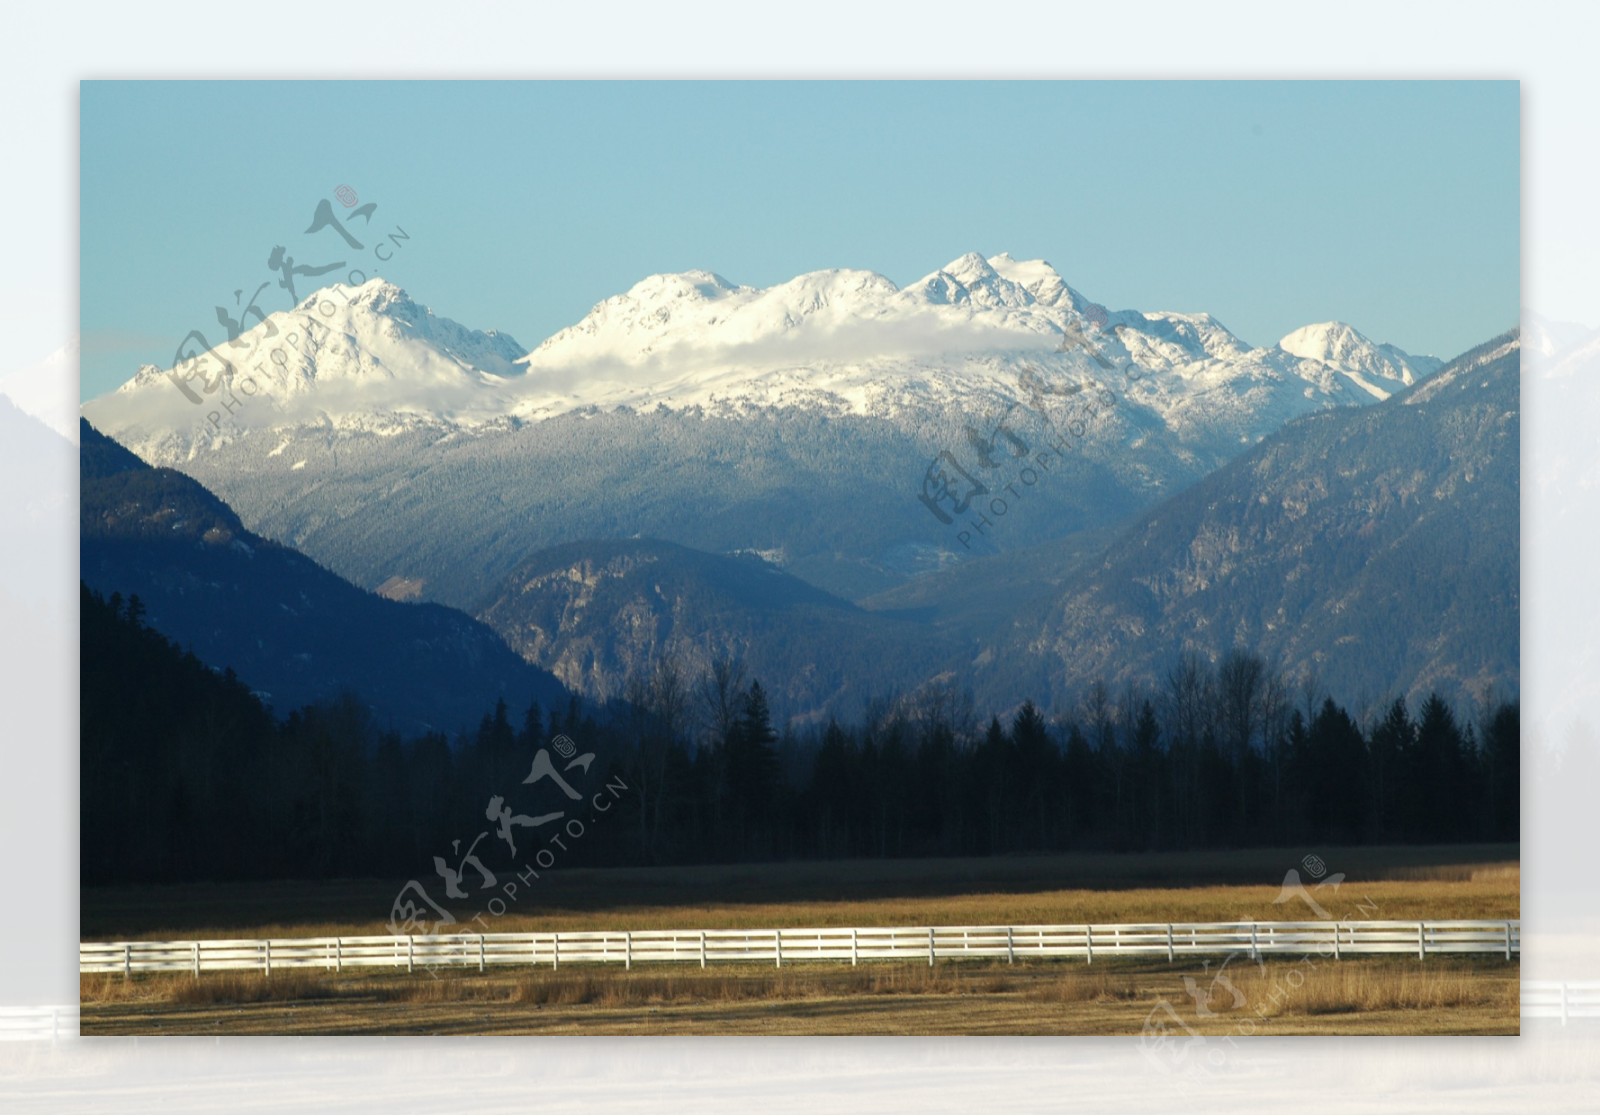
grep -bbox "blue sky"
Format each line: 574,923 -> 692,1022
79,80 -> 1518,401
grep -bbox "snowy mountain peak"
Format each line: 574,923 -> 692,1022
85,254 -> 1457,464
300,279 -> 527,378
1277,321 -> 1442,396
1279,321 -> 1375,364
299,276 -> 408,313
84,277 -> 530,446
523,265 -> 905,374
986,254 -> 1079,309
942,251 -> 1000,285
620,269 -> 745,305
906,251 -> 1043,311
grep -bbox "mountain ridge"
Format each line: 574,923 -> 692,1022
79,419 -> 568,734
976,331 -> 1521,714
85,254 -> 1441,457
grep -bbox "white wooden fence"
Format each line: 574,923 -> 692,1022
1522,980 -> 1600,1024
0,1005 -> 79,1041
80,919 -> 1520,976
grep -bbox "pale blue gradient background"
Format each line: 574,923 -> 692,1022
1,2 -> 1598,1109
79,80 -> 1518,399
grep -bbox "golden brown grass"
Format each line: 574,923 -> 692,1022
81,846 -> 1519,942
79,970 -> 331,1006
1223,960 -> 1515,1018
79,846 -> 1518,1036
78,956 -> 1520,1036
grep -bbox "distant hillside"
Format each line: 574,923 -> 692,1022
472,330 -> 1519,722
80,420 -> 567,735
477,537 -> 953,722
982,332 -> 1521,713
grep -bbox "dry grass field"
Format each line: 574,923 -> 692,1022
81,845 -> 1518,940
78,957 -> 1519,1036
79,845 -> 1518,1036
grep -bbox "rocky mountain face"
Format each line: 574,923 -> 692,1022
477,538 -> 952,721
976,332 -> 1521,714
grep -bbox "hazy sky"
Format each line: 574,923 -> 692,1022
79,80 -> 1519,400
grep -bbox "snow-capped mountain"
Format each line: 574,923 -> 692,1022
87,281 -> 527,453
79,253 -> 1458,614
1278,321 -> 1442,398
509,251 -> 1435,424
86,254 -> 1440,466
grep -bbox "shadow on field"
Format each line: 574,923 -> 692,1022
81,844 -> 1517,939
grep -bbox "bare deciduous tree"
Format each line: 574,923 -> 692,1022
1217,648 -> 1265,759
697,650 -> 747,749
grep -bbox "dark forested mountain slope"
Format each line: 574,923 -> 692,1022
982,332 -> 1520,712
80,420 -> 567,734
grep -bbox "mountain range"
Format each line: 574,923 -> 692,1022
78,252 -> 1514,723
88,252 -> 1440,446
83,254 -> 1444,606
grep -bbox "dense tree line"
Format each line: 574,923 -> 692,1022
82,585 -> 1518,887
617,650 -> 1518,863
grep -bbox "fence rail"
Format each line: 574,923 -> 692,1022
81,920 -> 1520,977
1522,980 -> 1600,1024
0,1005 -> 79,1041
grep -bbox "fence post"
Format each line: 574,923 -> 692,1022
775,930 -> 782,970
1007,927 -> 1015,965
1418,922 -> 1426,961
700,931 -> 707,969
265,940 -> 272,976
1166,924 -> 1174,963
553,933 -> 559,971
336,937 -> 342,973
406,936 -> 413,975
1504,921 -> 1512,961
626,931 -> 633,971
194,942 -> 200,978
928,928 -> 935,968
123,943 -> 130,978
479,935 -> 485,973
1250,923 -> 1259,963
1086,926 -> 1093,965
1333,923 -> 1340,961
851,929 -> 858,967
